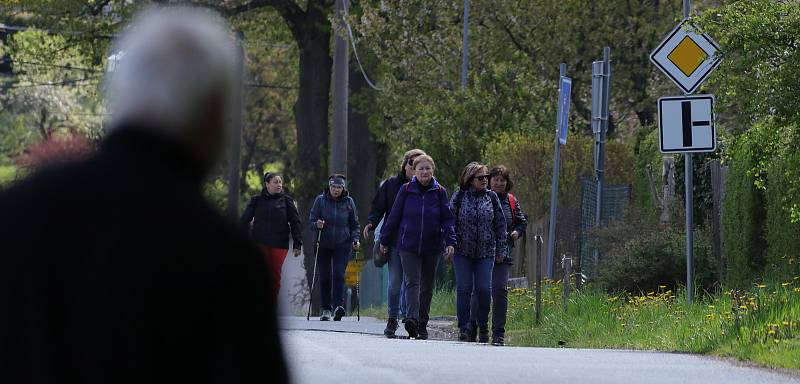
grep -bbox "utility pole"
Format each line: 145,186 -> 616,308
226,31 -> 244,219
330,0 -> 349,175
460,0 -> 470,91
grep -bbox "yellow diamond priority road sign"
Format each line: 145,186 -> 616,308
651,19 -> 721,94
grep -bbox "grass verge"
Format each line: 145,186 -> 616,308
359,277 -> 799,370
505,278 -> 800,370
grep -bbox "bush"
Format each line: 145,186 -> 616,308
483,131 -> 635,219
594,208 -> 716,294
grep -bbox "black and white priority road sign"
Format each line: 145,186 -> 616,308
658,94 -> 716,153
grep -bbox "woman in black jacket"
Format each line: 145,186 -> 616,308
241,172 -> 303,300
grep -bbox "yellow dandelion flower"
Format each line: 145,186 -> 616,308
783,321 -> 790,327
768,329 -> 776,335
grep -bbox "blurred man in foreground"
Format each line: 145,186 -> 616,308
0,6 -> 288,383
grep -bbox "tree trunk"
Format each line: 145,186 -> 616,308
293,15 -> 332,317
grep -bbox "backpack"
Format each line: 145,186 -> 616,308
508,193 -> 517,227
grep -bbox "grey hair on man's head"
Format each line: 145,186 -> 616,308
105,6 -> 237,139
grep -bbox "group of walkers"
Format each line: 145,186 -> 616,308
241,149 -> 527,346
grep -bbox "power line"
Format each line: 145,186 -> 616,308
0,24 -> 117,39
2,75 -> 101,89
342,0 -> 383,91
2,60 -> 295,90
0,58 -> 105,73
244,82 -> 296,90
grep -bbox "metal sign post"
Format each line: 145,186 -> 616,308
683,0 -> 694,304
591,47 -> 611,271
547,64 -> 570,279
651,0 -> 721,304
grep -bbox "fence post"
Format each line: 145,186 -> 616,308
535,235 -> 543,325
562,254 -> 572,311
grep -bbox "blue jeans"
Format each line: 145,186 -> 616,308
317,242 -> 351,311
471,262 -> 511,335
454,254 -> 493,331
387,245 -> 407,319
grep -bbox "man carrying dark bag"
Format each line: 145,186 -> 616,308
0,6 -> 288,384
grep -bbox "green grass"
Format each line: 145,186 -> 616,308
361,277 -> 799,369
504,278 -> 800,370
360,286 -> 457,320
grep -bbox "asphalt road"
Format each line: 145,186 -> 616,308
279,316 -> 799,384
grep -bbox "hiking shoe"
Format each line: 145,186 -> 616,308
384,318 -> 399,338
458,329 -> 470,342
491,334 -> 505,346
479,329 -> 489,343
405,318 -> 418,339
469,320 -> 478,342
319,309 -> 331,321
333,306 -> 345,321
417,323 -> 428,340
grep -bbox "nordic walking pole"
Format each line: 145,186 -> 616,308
306,228 -> 323,320
356,249 -> 361,321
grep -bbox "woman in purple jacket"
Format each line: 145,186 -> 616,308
379,155 -> 456,339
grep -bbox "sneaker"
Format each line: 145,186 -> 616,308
491,334 -> 505,346
319,309 -> 331,321
478,329 -> 489,343
405,318 -> 418,339
333,306 -> 345,321
384,318 -> 399,338
469,320 -> 478,342
458,329 -> 470,342
417,323 -> 428,340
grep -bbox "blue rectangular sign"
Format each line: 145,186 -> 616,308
558,76 -> 572,145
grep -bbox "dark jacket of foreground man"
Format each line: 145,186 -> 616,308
0,128 -> 289,384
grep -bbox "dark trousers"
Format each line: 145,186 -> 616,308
455,255 -> 493,331
399,250 -> 440,326
387,245 -> 407,319
317,242 -> 351,311
471,262 -> 511,335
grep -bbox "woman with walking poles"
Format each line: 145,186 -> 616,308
379,154 -> 456,339
241,173 -> 304,301
308,174 -> 361,321
364,148 -> 427,338
451,162 -> 507,343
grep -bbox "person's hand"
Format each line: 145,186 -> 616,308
315,219 -> 325,229
362,223 -> 373,239
293,248 -> 301,257
510,231 -> 520,241
352,241 -> 361,252
380,244 -> 389,255
495,254 -> 504,264
444,245 -> 454,263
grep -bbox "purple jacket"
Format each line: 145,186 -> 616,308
380,177 -> 457,255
